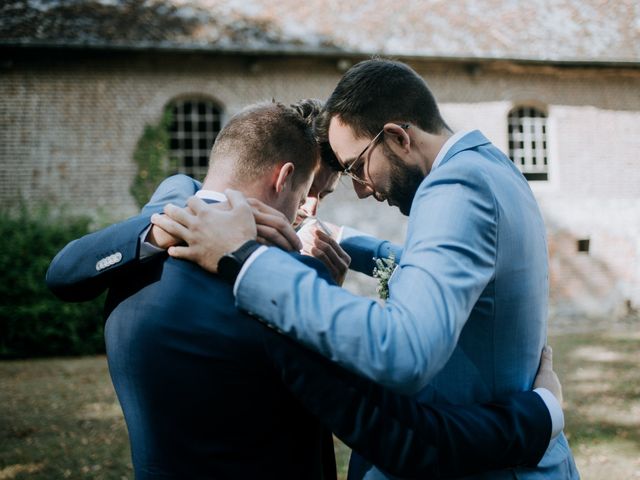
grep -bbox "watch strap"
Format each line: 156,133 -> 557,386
217,239 -> 261,284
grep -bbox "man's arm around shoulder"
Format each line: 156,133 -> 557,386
266,334 -> 563,478
46,174 -> 199,302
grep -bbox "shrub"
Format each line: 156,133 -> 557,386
130,108 -> 178,209
0,208 -> 106,358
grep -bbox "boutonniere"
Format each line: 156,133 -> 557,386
372,254 -> 397,300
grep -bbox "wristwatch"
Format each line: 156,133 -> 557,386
217,240 -> 261,284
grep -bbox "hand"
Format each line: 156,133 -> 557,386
247,198 -> 302,252
533,346 -> 563,404
145,224 -> 180,250
301,227 -> 351,285
297,218 -> 339,249
151,190 -> 257,273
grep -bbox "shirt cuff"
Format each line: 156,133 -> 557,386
533,388 -> 564,440
138,224 -> 166,260
233,246 -> 268,296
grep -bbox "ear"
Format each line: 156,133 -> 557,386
383,122 -> 411,153
274,162 -> 295,193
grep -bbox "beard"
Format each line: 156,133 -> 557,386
383,142 -> 425,216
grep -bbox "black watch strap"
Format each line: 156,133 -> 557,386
217,240 -> 261,284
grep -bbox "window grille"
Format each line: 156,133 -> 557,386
508,106 -> 549,181
168,99 -> 222,180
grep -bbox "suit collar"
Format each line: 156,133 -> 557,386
436,130 -> 491,169
196,189 -> 227,203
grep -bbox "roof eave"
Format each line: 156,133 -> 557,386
2,39 -> 639,69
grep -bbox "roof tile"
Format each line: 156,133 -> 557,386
2,0 -> 638,63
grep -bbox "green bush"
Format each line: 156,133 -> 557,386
0,208 -> 106,358
130,108 -> 178,209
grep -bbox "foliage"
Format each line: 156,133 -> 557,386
0,208 -> 106,358
130,109 -> 177,208
372,253 -> 397,300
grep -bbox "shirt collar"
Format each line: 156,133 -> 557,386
431,129 -> 474,172
195,189 -> 227,202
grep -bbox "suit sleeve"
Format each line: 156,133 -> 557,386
45,175 -> 199,302
46,214 -> 157,302
339,226 -> 403,276
235,166 -> 497,394
265,333 -> 551,479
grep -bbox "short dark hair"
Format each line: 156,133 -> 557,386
318,58 -> 450,139
210,102 -> 318,187
290,98 -> 342,173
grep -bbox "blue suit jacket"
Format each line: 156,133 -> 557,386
229,131 -> 578,479
105,248 -> 335,479
46,175 -> 555,478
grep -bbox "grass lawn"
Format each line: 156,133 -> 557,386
1,328 -> 639,479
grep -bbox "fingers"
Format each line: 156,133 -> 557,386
317,231 -> 351,265
309,243 -> 339,275
252,207 -> 302,251
164,203 -> 195,228
167,244 -> 195,261
225,189 -> 252,215
257,222 -> 302,251
246,197 -> 302,251
533,345 -> 563,404
539,345 -> 553,372
185,195 -> 208,215
247,197 -> 271,213
146,224 -> 180,249
310,239 -> 345,275
156,192 -> 257,273
151,210 -> 192,244
308,230 -> 351,284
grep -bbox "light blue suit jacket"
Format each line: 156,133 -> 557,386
233,131 -> 578,479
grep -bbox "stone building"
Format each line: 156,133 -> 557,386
1,0 -> 639,318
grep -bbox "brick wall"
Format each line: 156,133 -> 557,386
2,50 -> 639,315
0,53 -> 343,219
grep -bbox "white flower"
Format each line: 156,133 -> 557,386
372,254 -> 397,300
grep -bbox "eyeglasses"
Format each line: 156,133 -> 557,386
342,124 -> 410,186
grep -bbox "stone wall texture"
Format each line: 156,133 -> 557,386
2,51 -> 639,317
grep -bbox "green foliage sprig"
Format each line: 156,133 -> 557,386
372,253 -> 397,301
130,109 -> 177,208
0,208 -> 105,358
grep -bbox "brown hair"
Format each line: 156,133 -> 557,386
290,98 -> 342,173
210,102 -> 319,187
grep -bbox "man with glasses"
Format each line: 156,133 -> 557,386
341,123 -> 412,211
154,59 -> 579,479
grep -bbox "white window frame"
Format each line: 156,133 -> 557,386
508,106 -> 550,182
168,99 -> 223,180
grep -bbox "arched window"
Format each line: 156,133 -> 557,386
168,98 -> 223,180
508,106 -> 549,181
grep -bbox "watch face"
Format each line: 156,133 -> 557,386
218,253 -> 241,281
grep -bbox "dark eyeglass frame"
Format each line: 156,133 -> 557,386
342,123 -> 410,186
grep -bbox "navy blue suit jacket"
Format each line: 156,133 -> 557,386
105,247 -> 338,479
47,206 -> 553,479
